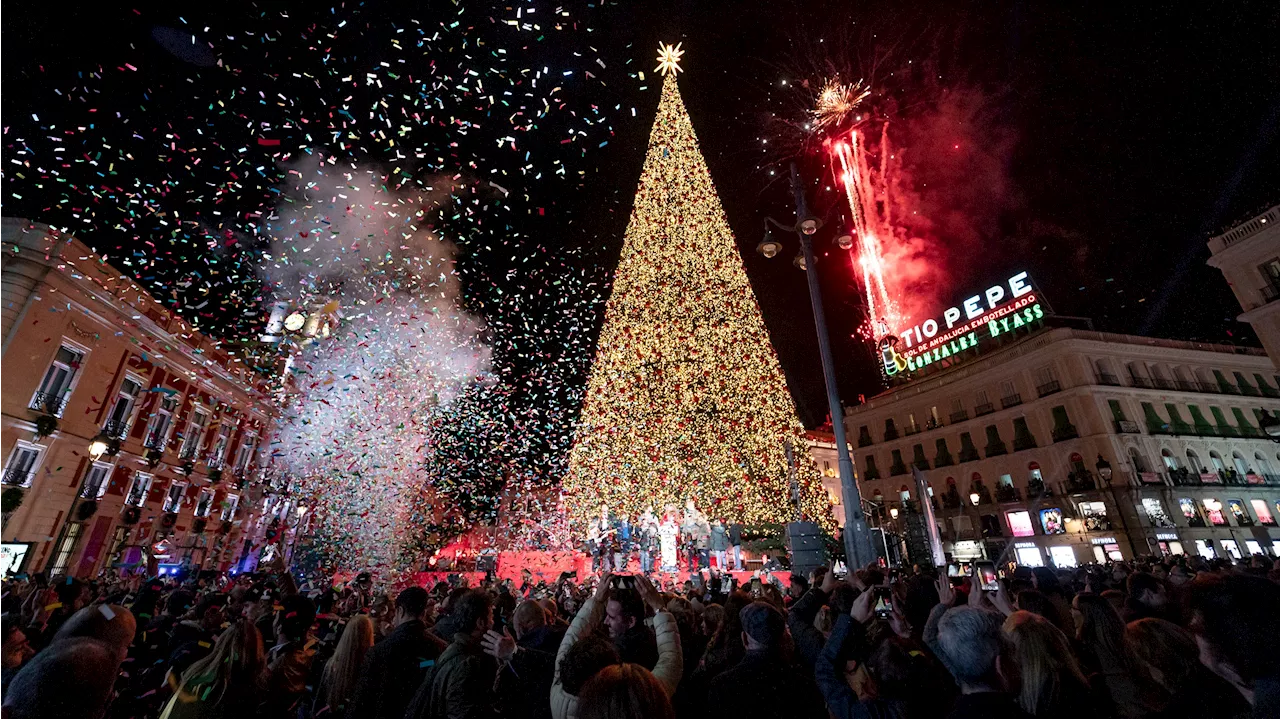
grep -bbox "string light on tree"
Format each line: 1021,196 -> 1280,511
563,49 -> 833,530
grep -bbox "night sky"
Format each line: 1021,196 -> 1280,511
5,0 -> 1279,429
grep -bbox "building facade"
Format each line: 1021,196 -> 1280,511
1,218 -> 278,577
820,326 -> 1280,569
1207,204 -> 1280,370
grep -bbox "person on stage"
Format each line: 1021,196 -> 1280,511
586,517 -> 602,574
727,519 -> 744,571
658,507 -> 679,573
613,513 -> 631,571
637,507 -> 659,574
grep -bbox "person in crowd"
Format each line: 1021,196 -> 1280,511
709,519 -> 729,571
2,615 -> 35,692
315,614 -> 375,716
430,587 -> 470,641
925,574 -> 1028,719
706,600 -> 825,717
1186,572 -> 1280,717
1,636 -> 122,719
349,586 -> 448,719
701,603 -> 725,639
577,663 -> 675,719
1072,592 -> 1150,717
160,619 -> 266,719
1123,572 -> 1171,622
50,602 -> 136,664
1123,617 -> 1251,719
551,573 -> 681,719
486,600 -> 559,719
604,585 -> 658,669
261,594 -> 318,717
406,589 -> 498,719
168,593 -> 227,676
1002,610 -> 1099,718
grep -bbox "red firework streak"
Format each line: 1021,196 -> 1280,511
828,129 -> 900,342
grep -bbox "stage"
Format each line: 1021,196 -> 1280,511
406,550 -> 791,590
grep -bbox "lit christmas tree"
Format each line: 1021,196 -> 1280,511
563,45 -> 833,528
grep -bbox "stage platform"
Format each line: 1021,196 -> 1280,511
408,550 -> 791,590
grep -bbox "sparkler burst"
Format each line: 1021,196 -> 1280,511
812,78 -> 871,133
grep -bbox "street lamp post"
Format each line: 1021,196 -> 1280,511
46,432 -> 112,574
968,492 -> 989,560
757,162 -> 874,570
1096,454 -> 1141,559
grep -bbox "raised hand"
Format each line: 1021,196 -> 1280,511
936,574 -> 956,607
481,628 -> 517,661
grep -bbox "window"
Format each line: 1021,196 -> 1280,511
80,463 -> 113,499
1128,447 -> 1151,473
48,523 -> 83,576
1202,498 -> 1228,526
1257,453 -> 1275,477
975,389 -> 990,406
1161,449 -> 1180,471
125,473 -> 154,507
2,442 -> 43,487
1001,379 -> 1018,397
144,395 -> 179,450
1251,499 -> 1275,526
195,489 -> 215,518
1049,546 -> 1077,567
1141,498 -> 1174,527
105,377 -> 143,436
208,423 -> 233,468
162,482 -> 186,513
106,526 -> 131,567
1186,450 -> 1204,473
1232,452 -> 1252,477
1209,451 -> 1227,472
30,344 -> 84,416
1006,511 -> 1035,537
1179,498 -> 1204,526
1227,499 -> 1253,526
180,408 -> 210,459
1039,508 -> 1066,535
220,495 -> 240,521
1078,501 -> 1110,531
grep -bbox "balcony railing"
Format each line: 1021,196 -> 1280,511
1130,376 -> 1154,389
1263,281 -> 1280,303
949,410 -> 969,423
1175,380 -> 1202,392
1036,380 -> 1062,397
1096,373 -> 1121,386
1152,377 -> 1175,390
883,427 -> 900,441
102,419 -> 131,440
2,469 -> 32,486
1052,424 -> 1079,442
28,391 -> 68,416
1114,420 -> 1140,434
974,402 -> 995,417
1001,394 -> 1023,409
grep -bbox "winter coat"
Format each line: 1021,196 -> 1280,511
710,525 -> 730,552
706,648 -> 826,718
348,619 -> 448,719
550,598 -> 682,719
406,633 -> 499,719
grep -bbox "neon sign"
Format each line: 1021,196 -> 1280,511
882,272 -> 1048,377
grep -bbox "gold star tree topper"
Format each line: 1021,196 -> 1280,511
655,42 -> 684,76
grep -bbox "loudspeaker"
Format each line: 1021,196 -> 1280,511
786,521 -> 828,575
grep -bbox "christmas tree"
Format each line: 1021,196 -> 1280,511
563,45 -> 833,528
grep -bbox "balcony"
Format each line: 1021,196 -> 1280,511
994,484 -> 1022,503
1036,380 -> 1063,397
1175,380 -> 1203,392
28,391 -> 67,416
1152,378 -> 1175,391
1130,376 -> 1154,389
1263,281 -> 1280,304
949,410 -> 969,423
1114,420 -> 1140,434
1096,373 -> 1121,386
102,419 -> 131,440
2,469 -> 32,486
1051,424 -> 1079,442
974,402 -> 995,417
1001,394 -> 1023,409
883,427 -> 900,441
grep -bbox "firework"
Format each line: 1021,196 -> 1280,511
812,78 -> 871,134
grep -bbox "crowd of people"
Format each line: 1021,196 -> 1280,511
1,550 -> 1278,719
585,500 -> 744,575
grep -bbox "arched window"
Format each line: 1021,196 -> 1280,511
1186,449 -> 1204,473
1069,452 -> 1086,473
899,485 -> 911,502
1129,447 -> 1151,473
1209,451 -> 1227,472
1161,449 -> 1180,471
1232,451 -> 1251,476
1255,452 -> 1273,477
1095,358 -> 1117,384
1127,362 -> 1149,382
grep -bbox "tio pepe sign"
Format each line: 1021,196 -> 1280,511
881,271 -> 1046,377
